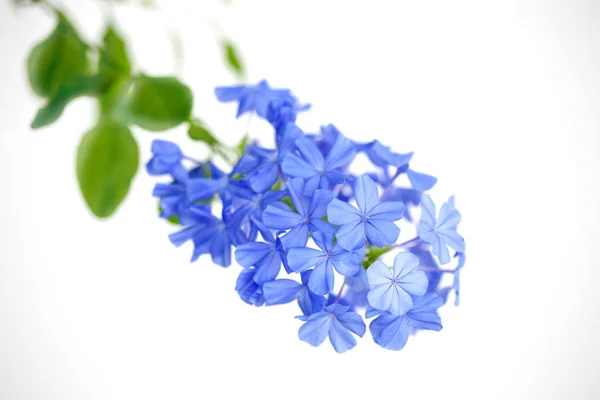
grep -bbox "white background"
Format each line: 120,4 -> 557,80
1,0 -> 599,399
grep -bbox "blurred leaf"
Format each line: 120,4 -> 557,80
124,75 -> 193,131
236,135 -> 249,158
188,119 -> 219,147
27,11 -> 89,98
31,75 -> 103,129
77,119 -> 139,218
362,245 -> 394,269
98,25 -> 132,117
222,40 -> 244,78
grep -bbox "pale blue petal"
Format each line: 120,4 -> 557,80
329,319 -> 357,353
336,310 -> 366,337
308,260 -> 334,295
387,286 -> 413,316
354,175 -> 379,214
280,223 -> 309,248
287,247 -> 325,272
263,204 -> 303,230
253,252 -> 282,284
324,134 -> 356,170
249,162 -> 279,193
308,189 -> 334,218
331,257 -> 360,277
366,260 -> 393,285
309,218 -> 336,236
369,201 -> 406,221
436,203 -> 461,231
365,219 -> 400,247
281,154 -> 318,178
311,231 -> 334,253
367,283 -> 394,312
262,279 -> 302,305
370,313 -> 410,351
298,312 -> 330,347
407,169 -> 437,192
295,137 -> 325,169
327,199 -> 361,225
335,220 -> 366,251
419,194 -> 437,227
407,293 -> 443,331
234,242 -> 272,268
187,178 -> 224,201
286,178 -> 309,216
439,230 -> 466,253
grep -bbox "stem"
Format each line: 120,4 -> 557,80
183,155 -> 204,165
417,266 -> 456,274
333,281 -> 346,304
395,237 -> 421,249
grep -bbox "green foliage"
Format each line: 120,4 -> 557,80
362,245 -> 394,269
27,11 -> 89,98
188,119 -> 219,147
222,40 -> 244,79
31,75 -> 103,129
77,119 -> 139,218
124,75 -> 193,131
19,1 -> 246,219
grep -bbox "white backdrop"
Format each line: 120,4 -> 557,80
1,0 -> 599,399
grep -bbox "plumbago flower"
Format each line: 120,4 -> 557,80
147,80 -> 468,353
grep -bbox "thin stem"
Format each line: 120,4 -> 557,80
333,281 -> 346,304
395,237 -> 421,249
417,266 -> 456,274
183,155 -> 204,165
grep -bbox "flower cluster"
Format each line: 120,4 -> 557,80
147,80 -> 467,353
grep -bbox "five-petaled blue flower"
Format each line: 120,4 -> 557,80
366,252 -> 428,315
262,270 -> 326,317
287,231 -> 364,295
281,133 -> 356,195
298,304 -> 366,353
328,175 -> 406,250
263,178 -> 334,248
368,292 -> 444,351
417,194 -> 465,264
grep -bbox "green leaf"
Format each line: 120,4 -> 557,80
98,25 -> 132,117
362,245 -> 394,269
77,119 -> 139,218
222,40 -> 244,78
188,119 -> 219,147
124,75 -> 193,131
31,75 -> 103,129
27,11 -> 89,98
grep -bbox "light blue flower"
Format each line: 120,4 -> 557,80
327,175 -> 406,250
287,231 -> 364,295
417,194 -> 465,264
298,304 -> 366,353
369,293 -> 444,351
366,252 -> 428,315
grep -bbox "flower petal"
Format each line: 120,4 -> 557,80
354,175 -> 379,214
263,204 -> 303,230
365,219 -> 400,247
262,279 -> 303,305
298,312 -> 330,347
369,201 -> 406,221
308,260 -> 335,295
329,319 -> 358,353
287,247 -> 325,272
327,199 -> 361,225
335,220 -> 366,251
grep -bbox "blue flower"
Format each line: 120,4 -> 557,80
236,268 -> 266,306
358,140 -> 413,169
298,304 -> 366,353
287,231 -> 364,295
369,293 -> 444,351
243,124 -> 304,193
417,194 -> 465,264
235,232 -> 287,284
327,175 -> 406,250
146,140 -> 187,182
153,182 -> 190,220
168,206 -> 233,267
267,99 -> 310,136
366,252 -> 428,315
406,169 -> 437,192
262,270 -> 326,317
263,178 -> 334,248
281,133 -> 356,194
214,80 -> 299,118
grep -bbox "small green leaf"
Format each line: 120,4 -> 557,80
98,25 -> 132,117
27,11 -> 89,98
362,245 -> 394,269
188,119 -> 219,147
236,135 -> 249,158
77,119 -> 139,218
222,40 -> 244,78
124,75 -> 193,131
31,75 -> 103,129
158,204 -> 179,225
